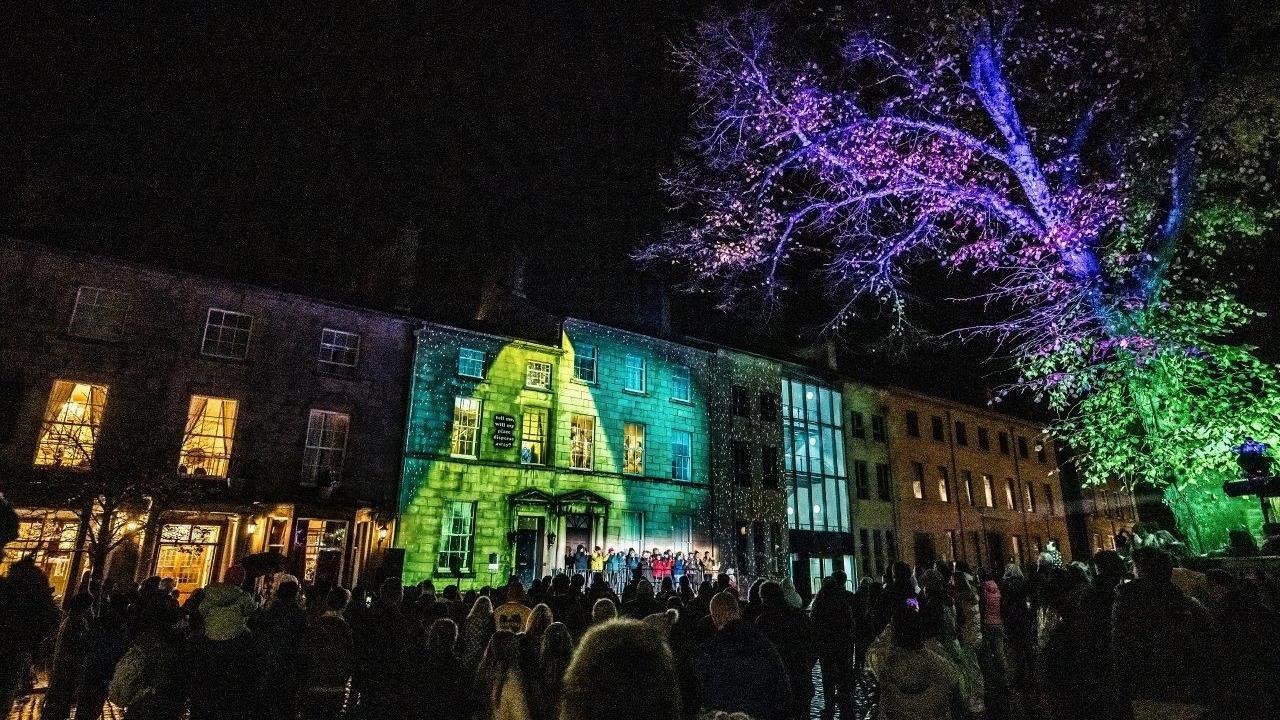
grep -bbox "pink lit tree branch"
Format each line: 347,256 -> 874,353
643,2 -> 1280,548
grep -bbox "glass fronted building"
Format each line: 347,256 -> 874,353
781,376 -> 855,593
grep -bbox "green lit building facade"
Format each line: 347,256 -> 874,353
396,318 -> 715,586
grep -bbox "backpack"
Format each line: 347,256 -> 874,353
108,643 -> 152,707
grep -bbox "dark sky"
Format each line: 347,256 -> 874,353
4,2 -> 1275,408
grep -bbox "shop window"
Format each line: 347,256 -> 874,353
178,396 -> 237,477
34,380 -> 107,469
520,409 -> 547,465
623,422 -> 646,474
302,410 -> 349,486
449,397 -> 481,458
201,308 -> 253,359
436,501 -> 475,573
68,286 -> 129,341
299,519 -> 347,585
569,414 -> 595,470
318,329 -> 360,376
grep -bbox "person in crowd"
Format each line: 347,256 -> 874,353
41,592 -> 95,720
574,546 -> 589,576
853,576 -> 882,676
810,574 -> 856,720
80,588 -> 131,720
677,575 -> 695,605
999,561 -> 1035,701
605,549 -> 623,591
696,591 -> 790,720
533,622 -> 574,720
518,604 -> 554,681
189,566 -> 260,720
353,578 -> 413,720
494,580 -> 533,634
1204,569 -> 1280,717
0,557 -> 61,718
472,630 -> 531,720
1111,547 -> 1216,719
622,579 -> 661,620
560,619 -> 680,720
591,598 -> 617,625
625,549 -> 640,583
701,551 -> 718,578
755,580 -> 817,720
250,579 -> 308,719
867,600 -> 963,720
640,550 -> 653,583
590,547 -> 605,576
461,595 -> 496,672
109,598 -> 187,720
416,618 -> 468,720
672,552 -> 686,585
301,587 -> 354,720
685,551 -> 701,587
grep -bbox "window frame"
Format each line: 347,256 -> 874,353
524,360 -> 553,390
457,347 -> 486,379
623,354 -> 647,394
569,414 -> 596,470
200,308 -> 254,360
930,416 -> 945,441
671,429 -> 692,481
911,461 -> 925,499
905,410 -> 920,437
33,380 -> 108,469
954,421 -> 968,446
854,460 -> 870,500
68,286 -> 129,341
317,328 -> 361,376
178,395 -> 239,478
937,465 -> 950,502
670,364 -> 692,402
520,407 -> 548,465
977,426 -> 990,451
871,414 -> 887,443
732,385 -> 751,418
875,463 -> 892,501
449,397 -> 482,458
573,345 -> 598,384
623,421 -> 646,475
302,409 -> 350,487
436,500 -> 476,574
848,410 -> 865,439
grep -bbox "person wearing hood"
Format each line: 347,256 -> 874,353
696,591 -> 790,720
868,601 -> 963,720
190,566 -> 260,720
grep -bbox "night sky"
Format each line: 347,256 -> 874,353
4,2 -> 1275,408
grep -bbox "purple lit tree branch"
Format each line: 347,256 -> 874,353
643,2 -> 1280,546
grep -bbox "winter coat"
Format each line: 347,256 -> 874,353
459,614 -> 494,671
574,552 -> 589,572
810,588 -> 857,658
625,555 -> 640,572
673,558 -> 686,576
980,580 -> 1003,628
303,612 -> 354,694
115,631 -> 187,720
198,583 -> 256,642
605,554 -> 623,574
1111,577 -> 1216,708
756,604 -> 818,700
188,630 -> 260,720
871,642 -> 962,720
696,619 -> 791,720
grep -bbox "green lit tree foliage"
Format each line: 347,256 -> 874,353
645,1 -> 1280,549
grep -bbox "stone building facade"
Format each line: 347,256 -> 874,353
1081,479 -> 1139,553
844,381 -> 899,582
396,318 -> 715,586
884,387 -> 1071,570
0,240 -> 413,599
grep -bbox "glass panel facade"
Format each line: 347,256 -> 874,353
781,378 -> 849,532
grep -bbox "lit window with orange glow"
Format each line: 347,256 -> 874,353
34,380 -> 107,469
178,396 -> 238,477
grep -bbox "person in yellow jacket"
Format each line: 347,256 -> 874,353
590,545 -> 606,574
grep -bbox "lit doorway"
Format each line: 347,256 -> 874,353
155,523 -> 222,601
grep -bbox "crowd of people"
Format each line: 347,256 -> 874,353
4,496 -> 1280,720
560,546 -> 718,593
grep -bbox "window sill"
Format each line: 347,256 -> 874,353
670,397 -> 692,405
457,373 -> 485,381
450,454 -> 478,461
568,465 -> 595,472
524,385 -> 552,393
570,377 -> 598,386
622,389 -> 647,397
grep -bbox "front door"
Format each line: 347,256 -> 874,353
564,513 -> 592,569
514,515 -> 544,586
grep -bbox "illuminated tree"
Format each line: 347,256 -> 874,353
641,1 -> 1280,549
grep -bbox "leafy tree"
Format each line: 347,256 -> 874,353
641,0 -> 1280,549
